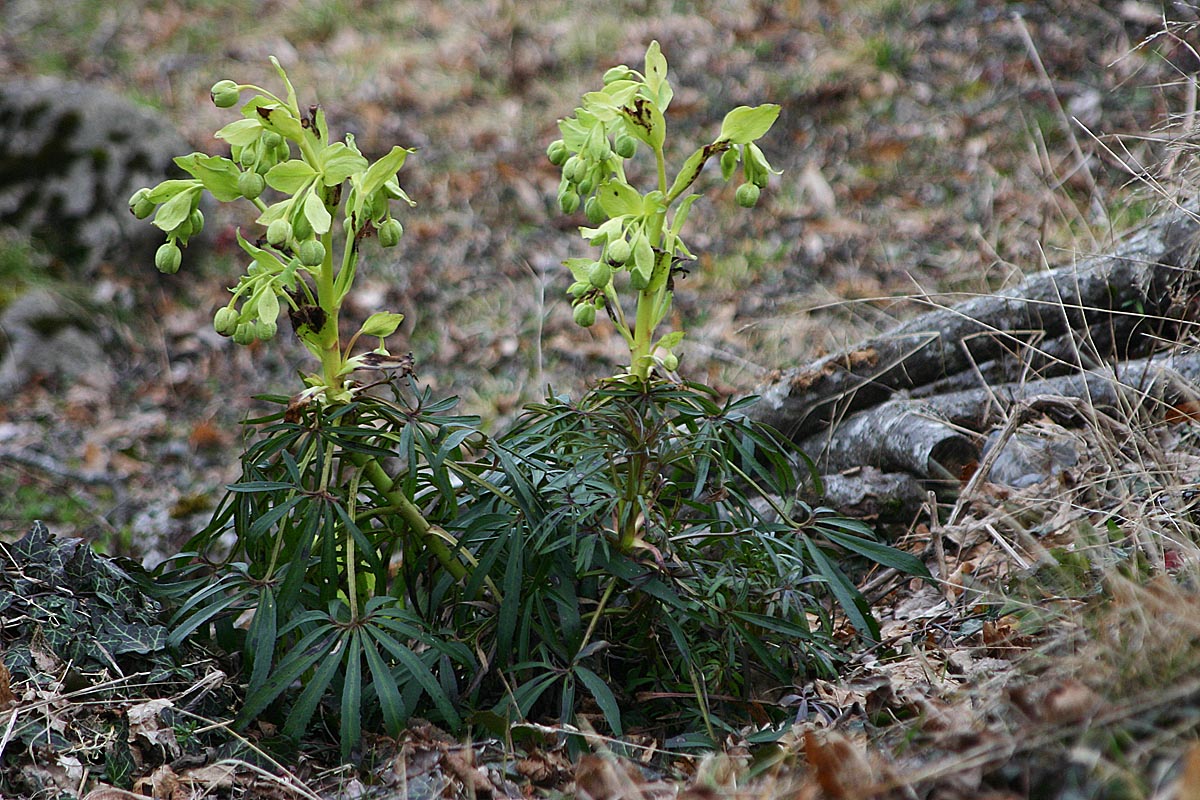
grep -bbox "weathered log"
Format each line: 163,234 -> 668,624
799,400 -> 975,479
795,347 -> 1200,479
805,467 -> 928,522
752,207 -> 1200,441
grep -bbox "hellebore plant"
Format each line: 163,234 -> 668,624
548,40 -> 780,380
134,59 -> 483,757
441,42 -> 930,739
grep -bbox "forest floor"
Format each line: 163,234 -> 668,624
2,0 -> 1200,797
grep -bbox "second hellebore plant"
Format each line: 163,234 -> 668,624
547,40 -> 781,380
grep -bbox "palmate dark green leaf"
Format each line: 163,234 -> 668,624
332,502 -> 384,574
820,525 -> 932,579
503,667 -> 560,721
167,575 -> 255,648
339,631 -> 363,761
362,631 -> 407,736
246,587 -> 278,695
247,495 -> 303,539
226,480 -> 296,493
366,624 -> 461,729
281,628 -> 346,741
574,665 -> 623,736
803,538 -> 880,642
238,622 -> 338,726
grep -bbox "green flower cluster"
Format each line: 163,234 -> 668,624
545,41 -> 782,380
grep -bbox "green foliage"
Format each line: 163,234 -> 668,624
451,380 -> 929,739
134,46 -> 927,759
157,379 -> 482,759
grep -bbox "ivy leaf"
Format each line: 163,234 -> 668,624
304,190 -> 332,235
266,160 -> 317,194
717,104 -> 781,145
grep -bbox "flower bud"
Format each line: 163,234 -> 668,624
238,140 -> 259,169
559,189 -> 580,215
613,134 -> 637,159
583,196 -> 605,226
563,156 -> 584,183
661,352 -> 679,372
233,322 -> 256,345
187,208 -> 205,236
261,131 -> 283,150
255,319 -> 278,340
213,306 -> 239,336
720,147 -> 739,181
238,170 -> 266,200
128,188 -> 155,219
155,242 -> 182,274
735,182 -> 760,208
377,218 -> 403,248
210,80 -> 240,108
577,173 -> 595,197
588,261 -> 612,289
584,128 -> 611,162
606,238 -> 631,265
266,219 -> 293,247
568,281 -> 589,299
298,238 -> 326,267
291,210 -> 313,242
573,302 -> 596,328
745,143 -> 773,188
546,139 -> 569,167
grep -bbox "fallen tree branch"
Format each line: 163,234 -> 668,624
752,206 -> 1200,441
796,347 -> 1200,481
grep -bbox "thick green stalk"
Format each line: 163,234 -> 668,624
315,230 -> 344,401
354,455 -> 468,582
629,146 -> 673,382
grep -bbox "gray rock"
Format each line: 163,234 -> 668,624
0,76 -> 194,273
0,288 -> 113,393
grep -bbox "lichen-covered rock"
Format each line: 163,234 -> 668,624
0,77 -> 194,273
